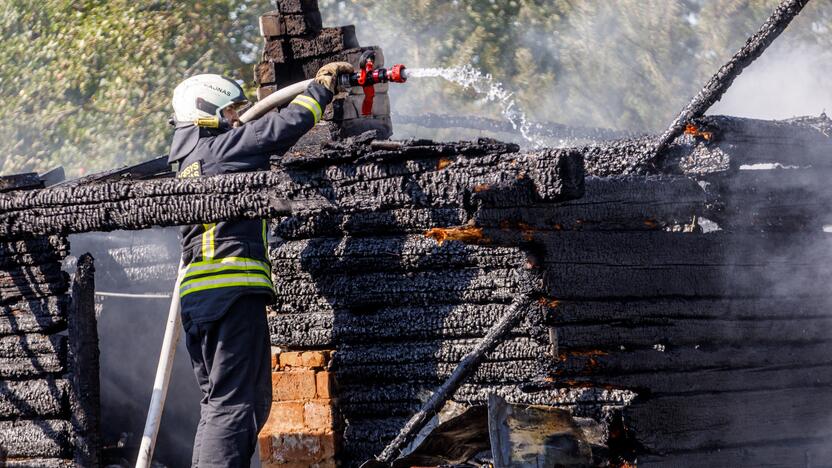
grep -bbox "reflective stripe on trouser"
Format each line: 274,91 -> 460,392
180,257 -> 274,298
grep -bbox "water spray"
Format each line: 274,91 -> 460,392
406,65 -> 545,148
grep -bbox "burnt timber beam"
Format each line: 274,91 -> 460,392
650,0 -> 812,164
58,156 -> 172,187
374,267 -> 538,463
0,171 -> 303,241
68,254 -> 100,467
0,173 -> 43,193
0,138 -> 584,241
584,114 -> 831,176
0,419 -> 73,458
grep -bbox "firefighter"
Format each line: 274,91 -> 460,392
168,62 -> 353,467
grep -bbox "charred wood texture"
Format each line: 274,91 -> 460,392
0,171 -> 305,240
376,268 -> 538,462
0,138 -> 582,241
0,420 -> 73,458
651,0 -> 811,162
0,173 -> 44,193
584,114 -> 832,176
68,254 -> 100,467
0,235 -> 75,465
2,113 -> 831,465
263,116 -> 832,465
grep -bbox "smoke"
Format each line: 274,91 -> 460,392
69,229 -> 200,468
710,41 -> 832,119
319,0 -> 832,143
407,66 -> 545,147
315,1 -> 832,460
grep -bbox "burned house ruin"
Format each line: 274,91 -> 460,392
2,0 -> 832,466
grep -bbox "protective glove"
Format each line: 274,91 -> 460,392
315,61 -> 354,93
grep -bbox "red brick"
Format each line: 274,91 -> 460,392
264,400 -> 305,432
301,350 -> 327,368
257,85 -> 277,101
259,12 -> 321,38
262,39 -> 290,63
272,370 -> 316,400
263,462 -> 324,468
315,371 -> 331,399
259,12 -> 286,37
303,400 -> 333,430
278,351 -> 303,368
285,13 -> 322,36
289,27 -> 358,60
258,433 -> 272,460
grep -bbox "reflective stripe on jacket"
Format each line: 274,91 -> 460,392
170,82 -> 333,328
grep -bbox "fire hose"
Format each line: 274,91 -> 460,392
136,56 -> 408,468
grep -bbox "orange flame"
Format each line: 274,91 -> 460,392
684,123 -> 713,141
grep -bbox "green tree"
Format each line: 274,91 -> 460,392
0,0 -> 271,176
2,0 -> 830,177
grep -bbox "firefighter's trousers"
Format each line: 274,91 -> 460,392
184,294 -> 272,468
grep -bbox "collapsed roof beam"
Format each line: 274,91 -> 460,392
650,0 -> 812,166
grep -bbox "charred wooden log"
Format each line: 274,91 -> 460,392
376,268 -> 538,462
0,138 -> 583,241
0,297 -> 67,335
0,419 -> 73,458
68,254 -> 101,467
0,379 -> 70,419
0,171 -> 302,240
584,114 -> 832,176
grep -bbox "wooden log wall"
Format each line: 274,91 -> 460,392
264,114 -> 832,466
0,172 -> 102,466
265,136 -> 586,464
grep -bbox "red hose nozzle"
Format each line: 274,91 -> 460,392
390,64 -> 407,83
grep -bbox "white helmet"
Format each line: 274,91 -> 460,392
171,74 -> 248,124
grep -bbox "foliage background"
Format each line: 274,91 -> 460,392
2,0 -> 831,176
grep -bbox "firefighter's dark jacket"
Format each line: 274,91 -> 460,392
170,82 -> 333,329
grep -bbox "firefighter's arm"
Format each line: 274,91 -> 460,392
206,83 -> 331,171
249,62 -> 354,149
208,62 -> 353,172
250,82 -> 333,150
